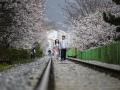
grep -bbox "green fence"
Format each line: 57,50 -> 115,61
67,42 -> 120,65
67,48 -> 77,58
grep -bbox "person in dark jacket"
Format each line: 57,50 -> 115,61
31,47 -> 36,59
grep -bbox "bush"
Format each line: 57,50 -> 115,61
0,43 -> 43,65
35,44 -> 43,58
0,48 -> 30,64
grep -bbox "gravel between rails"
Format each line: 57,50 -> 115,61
53,60 -> 120,90
0,56 -> 49,90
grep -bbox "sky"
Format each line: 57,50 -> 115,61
45,0 -> 66,24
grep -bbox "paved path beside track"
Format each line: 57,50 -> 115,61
53,60 -> 120,90
67,58 -> 120,71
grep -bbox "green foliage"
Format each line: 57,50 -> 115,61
103,0 -> 120,41
9,48 -> 30,61
67,42 -> 120,65
103,12 -> 120,26
0,48 -> 30,64
0,44 -> 43,71
0,43 -> 43,65
35,44 -> 43,58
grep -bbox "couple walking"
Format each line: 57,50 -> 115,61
53,35 -> 68,61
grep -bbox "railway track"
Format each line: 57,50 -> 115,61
34,58 -> 55,90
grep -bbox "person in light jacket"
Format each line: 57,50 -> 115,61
60,35 -> 68,61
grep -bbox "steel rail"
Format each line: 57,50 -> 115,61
34,58 -> 54,90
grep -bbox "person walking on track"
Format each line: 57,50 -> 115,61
53,39 -> 60,60
60,35 -> 68,61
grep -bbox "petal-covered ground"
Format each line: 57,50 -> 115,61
53,60 -> 120,90
0,57 -> 49,90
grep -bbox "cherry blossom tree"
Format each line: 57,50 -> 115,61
0,0 -> 47,49
64,0 -> 118,50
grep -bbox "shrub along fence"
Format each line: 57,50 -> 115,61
67,41 -> 120,65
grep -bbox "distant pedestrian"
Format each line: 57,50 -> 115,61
31,47 -> 36,59
48,49 -> 52,56
60,35 -> 68,61
48,49 -> 52,60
